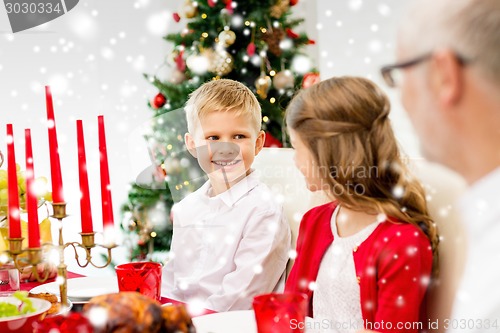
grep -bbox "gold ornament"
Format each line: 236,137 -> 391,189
255,72 -> 272,99
273,69 -> 295,90
181,0 -> 198,18
209,49 -> 234,76
270,0 -> 290,18
218,29 -> 236,47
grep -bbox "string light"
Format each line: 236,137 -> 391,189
270,97 -> 276,103
263,116 -> 269,123
201,13 -> 207,19
201,32 -> 209,38
269,70 -> 276,76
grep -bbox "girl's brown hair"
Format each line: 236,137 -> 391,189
286,76 -> 439,269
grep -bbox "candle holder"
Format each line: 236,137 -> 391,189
5,202 -> 116,307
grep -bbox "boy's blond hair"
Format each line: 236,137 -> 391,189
185,79 -> 262,134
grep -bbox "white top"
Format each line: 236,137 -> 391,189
313,205 -> 380,333
449,167 -> 500,333
161,171 -> 291,312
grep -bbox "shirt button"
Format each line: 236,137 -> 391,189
357,276 -> 361,284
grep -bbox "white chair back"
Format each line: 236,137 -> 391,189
253,148 -> 314,251
409,159 -> 467,331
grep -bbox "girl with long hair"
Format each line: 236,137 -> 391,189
285,76 -> 438,333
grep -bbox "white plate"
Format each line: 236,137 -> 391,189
29,276 -> 118,304
192,310 -> 257,333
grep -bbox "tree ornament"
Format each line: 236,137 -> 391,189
286,28 -> 299,39
290,0 -> 299,5
121,211 -> 136,231
209,48 -> 234,76
264,131 -> 283,147
173,13 -> 181,22
218,28 -> 236,47
246,42 -> 256,56
186,51 -> 211,74
147,200 -> 170,231
261,28 -> 285,56
175,50 -> 186,71
273,69 -> 295,90
246,25 -> 256,56
151,93 -> 167,109
181,0 -> 198,19
168,69 -> 186,84
224,0 -> 234,14
302,72 -> 321,89
208,0 -> 217,7
270,0 -> 290,18
255,72 -> 272,99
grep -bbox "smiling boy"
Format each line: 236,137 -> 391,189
161,79 -> 291,312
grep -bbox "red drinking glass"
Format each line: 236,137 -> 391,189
115,262 -> 162,300
253,292 -> 308,333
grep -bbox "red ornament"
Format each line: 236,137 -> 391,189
246,42 -> 256,56
308,39 -> 316,45
151,93 -> 167,109
173,12 -> 181,22
290,0 -> 299,5
175,50 -> 185,71
264,132 -> 283,148
208,0 -> 216,7
225,0 -> 233,14
286,28 -> 299,39
302,72 -> 321,89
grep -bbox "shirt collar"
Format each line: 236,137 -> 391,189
459,166 -> 500,235
202,170 -> 260,207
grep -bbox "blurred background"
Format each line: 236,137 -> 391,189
0,0 -> 415,275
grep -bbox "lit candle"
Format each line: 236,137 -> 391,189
45,86 -> 64,203
77,120 -> 93,233
98,116 -> 114,230
6,124 -> 21,239
25,129 -> 41,248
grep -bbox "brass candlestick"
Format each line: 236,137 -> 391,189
6,202 -> 116,307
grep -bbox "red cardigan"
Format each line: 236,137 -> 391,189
285,202 -> 432,333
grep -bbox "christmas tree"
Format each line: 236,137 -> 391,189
120,0 -> 318,261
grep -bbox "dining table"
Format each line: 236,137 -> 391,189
20,271 -> 216,316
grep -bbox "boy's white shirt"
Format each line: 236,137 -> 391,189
161,170 -> 291,312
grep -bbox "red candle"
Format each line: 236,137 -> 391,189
98,115 -> 114,229
25,129 -> 41,248
45,86 -> 64,203
77,120 -> 93,233
6,124 -> 21,239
